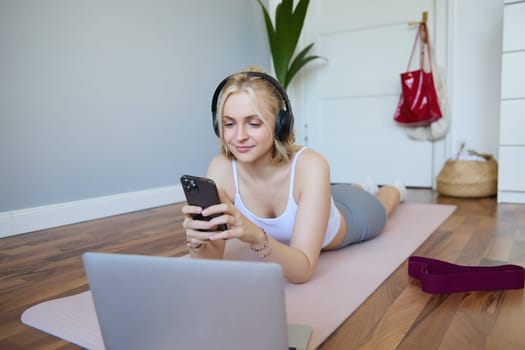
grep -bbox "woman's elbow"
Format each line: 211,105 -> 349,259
289,276 -> 311,284
286,267 -> 315,284
283,249 -> 318,284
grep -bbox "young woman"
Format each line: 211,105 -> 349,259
182,69 -> 405,284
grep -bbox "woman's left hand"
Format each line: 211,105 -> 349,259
204,194 -> 264,244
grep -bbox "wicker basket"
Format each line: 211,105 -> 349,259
437,147 -> 498,198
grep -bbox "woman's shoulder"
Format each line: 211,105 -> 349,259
207,154 -> 235,197
293,147 -> 331,198
296,147 -> 329,169
208,153 -> 230,168
294,146 -> 330,183
207,154 -> 232,178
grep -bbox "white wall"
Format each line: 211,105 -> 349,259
0,0 -> 271,237
0,1 -> 270,213
449,0 -> 503,158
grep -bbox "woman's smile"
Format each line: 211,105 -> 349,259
234,145 -> 255,153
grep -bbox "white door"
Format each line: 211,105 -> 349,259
291,0 -> 444,187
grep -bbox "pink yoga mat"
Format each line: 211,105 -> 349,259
22,202 -> 456,349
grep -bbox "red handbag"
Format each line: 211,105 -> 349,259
394,23 -> 442,126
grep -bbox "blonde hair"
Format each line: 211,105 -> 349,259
215,68 -> 295,164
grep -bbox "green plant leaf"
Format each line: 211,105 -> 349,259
257,0 -> 325,89
285,43 -> 312,85
274,0 -> 294,84
285,44 -> 324,88
256,0 -> 277,57
288,0 -> 309,56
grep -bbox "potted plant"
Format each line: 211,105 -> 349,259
257,0 -> 324,90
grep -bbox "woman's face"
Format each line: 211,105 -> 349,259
221,91 -> 275,163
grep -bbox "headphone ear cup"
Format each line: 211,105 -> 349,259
212,111 -> 220,137
211,77 -> 228,138
275,110 -> 292,141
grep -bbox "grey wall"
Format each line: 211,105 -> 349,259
0,0 -> 270,211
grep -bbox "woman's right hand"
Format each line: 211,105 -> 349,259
182,204 -> 229,258
181,205 -> 217,245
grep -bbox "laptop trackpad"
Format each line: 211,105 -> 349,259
288,324 -> 312,350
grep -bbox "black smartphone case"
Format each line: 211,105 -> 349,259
180,175 -> 227,231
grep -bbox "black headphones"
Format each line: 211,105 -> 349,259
211,71 -> 294,141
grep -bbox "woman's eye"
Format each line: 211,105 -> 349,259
223,121 -> 234,128
248,118 -> 263,127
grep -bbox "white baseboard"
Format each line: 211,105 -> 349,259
0,185 -> 186,238
497,191 -> 525,204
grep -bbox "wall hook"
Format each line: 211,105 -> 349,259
408,11 -> 428,26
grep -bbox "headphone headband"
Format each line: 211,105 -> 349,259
211,71 -> 294,141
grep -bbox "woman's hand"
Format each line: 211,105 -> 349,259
181,204 -> 217,244
181,192 -> 264,247
182,203 -> 228,258
202,195 -> 265,245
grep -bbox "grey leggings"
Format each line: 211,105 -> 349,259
331,183 -> 387,249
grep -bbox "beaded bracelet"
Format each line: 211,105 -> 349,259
187,241 -> 206,254
250,228 -> 272,258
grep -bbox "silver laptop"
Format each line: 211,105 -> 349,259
83,252 -> 312,350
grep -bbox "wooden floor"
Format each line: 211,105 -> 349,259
1,189 -> 524,349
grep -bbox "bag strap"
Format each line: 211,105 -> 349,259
406,22 -> 435,72
421,23 -> 434,71
419,24 -> 425,68
408,256 -> 524,294
406,25 -> 422,71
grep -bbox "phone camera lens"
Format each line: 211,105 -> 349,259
183,178 -> 198,192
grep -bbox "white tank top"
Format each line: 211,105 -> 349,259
232,147 -> 340,248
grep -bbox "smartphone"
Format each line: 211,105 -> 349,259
180,175 -> 227,231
